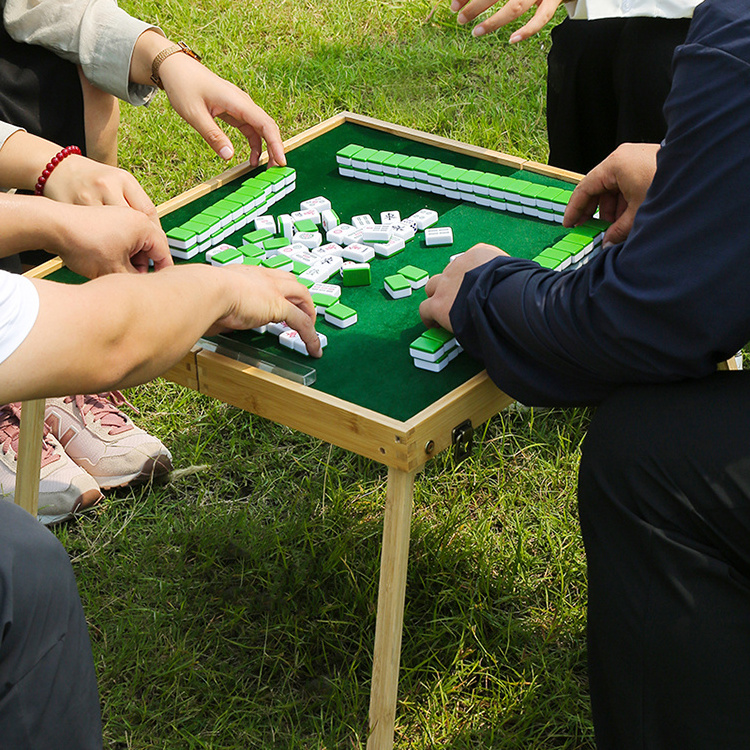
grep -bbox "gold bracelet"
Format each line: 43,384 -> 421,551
150,41 -> 201,89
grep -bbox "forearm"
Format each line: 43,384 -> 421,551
0,265 -> 231,402
0,192 -> 69,255
0,130 -> 66,192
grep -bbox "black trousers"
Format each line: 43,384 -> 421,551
0,502 -> 102,749
579,371 -> 750,749
546,17 -> 692,174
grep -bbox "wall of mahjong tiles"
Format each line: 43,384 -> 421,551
49,122 -> 581,422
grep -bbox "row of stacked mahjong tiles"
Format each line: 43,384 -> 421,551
336,143 -> 610,269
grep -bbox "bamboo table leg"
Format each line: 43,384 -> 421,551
367,466 -> 419,750
15,399 -> 45,517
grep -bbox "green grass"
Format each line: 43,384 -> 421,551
54,1 -> 596,747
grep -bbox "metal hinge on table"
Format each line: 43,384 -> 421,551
452,419 -> 474,463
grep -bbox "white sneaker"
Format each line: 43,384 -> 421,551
0,403 -> 103,525
45,392 -> 173,489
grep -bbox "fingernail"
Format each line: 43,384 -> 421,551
457,12 -> 466,24
472,25 -> 485,37
509,32 -> 522,43
219,145 -> 233,160
602,240 -> 614,250
450,0 -> 460,11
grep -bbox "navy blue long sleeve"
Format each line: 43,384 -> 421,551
451,0 -> 750,406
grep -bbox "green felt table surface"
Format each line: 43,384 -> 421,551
47,121 -> 577,423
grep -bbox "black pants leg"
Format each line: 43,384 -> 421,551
578,371 -> 750,749
0,501 -> 102,749
547,17 -> 691,174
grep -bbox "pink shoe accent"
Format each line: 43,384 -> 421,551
64,391 -> 136,436
0,402 -> 61,469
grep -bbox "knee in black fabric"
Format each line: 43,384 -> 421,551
580,373 -> 750,570
0,501 -> 102,750
0,500 -> 78,655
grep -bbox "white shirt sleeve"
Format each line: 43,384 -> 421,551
565,0 -> 700,20
1,0 -> 162,106
0,271 -> 38,365
0,121 -> 22,152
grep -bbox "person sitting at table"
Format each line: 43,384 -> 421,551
0,0 -> 287,522
0,189 -> 319,748
421,0 -> 750,745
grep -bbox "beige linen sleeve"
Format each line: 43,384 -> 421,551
2,0 -> 163,105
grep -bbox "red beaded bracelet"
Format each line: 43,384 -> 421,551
34,145 -> 82,196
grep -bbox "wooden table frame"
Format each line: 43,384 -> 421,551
16,112 -> 584,748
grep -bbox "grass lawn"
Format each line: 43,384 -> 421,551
53,1 -> 596,747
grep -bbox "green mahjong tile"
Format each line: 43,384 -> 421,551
503,177 -> 526,197
413,159 -> 441,179
342,264 -> 371,287
582,217 -> 610,233
428,163 -> 453,180
256,169 -> 285,187
263,237 -> 290,252
485,175 -> 513,194
212,246 -> 241,264
218,195 -> 245,209
326,302 -> 357,322
564,232 -> 596,249
566,225 -> 599,240
233,185 -> 266,205
202,204 -> 233,222
240,178 -> 272,198
292,260 -> 311,275
535,254 -> 562,269
368,150 -> 394,170
519,183 -> 546,200
555,188 -> 575,206
382,153 -> 409,170
266,166 -> 295,183
243,229 -> 273,244
181,216 -> 213,234
238,242 -> 264,258
457,170 -> 484,189
351,147 -> 377,164
242,256 -> 262,266
384,274 -> 411,292
399,156 -> 425,173
441,166 -> 467,184
422,327 -> 454,345
262,254 -> 294,270
398,265 -> 428,283
294,219 -> 318,233
536,247 -> 572,263
551,238 -> 585,255
472,172 -> 498,192
410,334 -> 443,355
311,292 -> 338,308
538,185 -> 568,203
166,226 -> 197,243
337,143 -> 365,160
